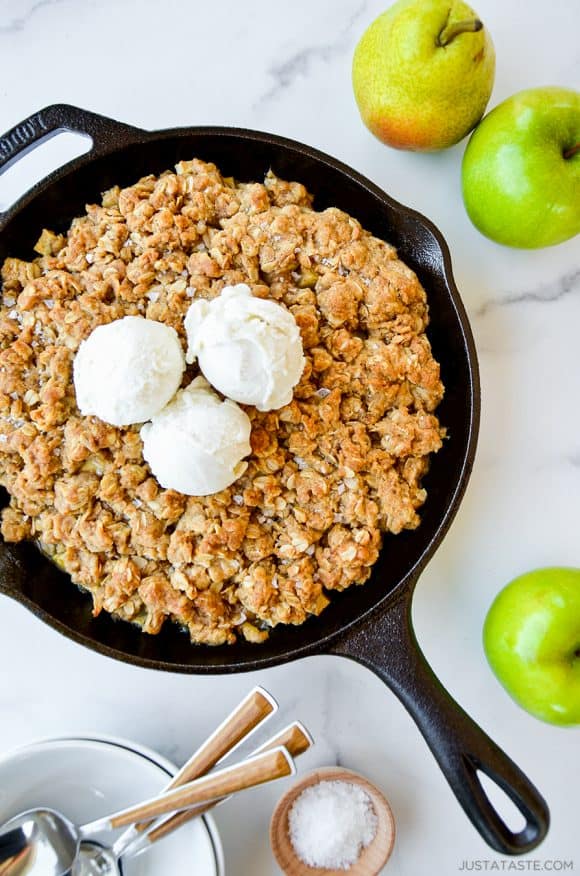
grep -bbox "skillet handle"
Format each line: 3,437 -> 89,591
0,104 -> 141,175
328,585 -> 549,855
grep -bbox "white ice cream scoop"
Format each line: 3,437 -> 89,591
73,316 -> 185,427
185,284 -> 305,411
140,376 -> 252,496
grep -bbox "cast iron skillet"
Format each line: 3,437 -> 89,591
0,105 -> 548,855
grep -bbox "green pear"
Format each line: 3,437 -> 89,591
352,0 -> 495,151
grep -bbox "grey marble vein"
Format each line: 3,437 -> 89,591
255,0 -> 368,106
475,267 -> 580,318
0,0 -> 68,34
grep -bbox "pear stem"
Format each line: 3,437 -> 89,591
437,18 -> 483,46
563,143 -> 580,160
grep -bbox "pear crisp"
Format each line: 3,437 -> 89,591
0,160 -> 444,645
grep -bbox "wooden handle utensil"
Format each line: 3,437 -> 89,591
84,745 -> 294,834
113,685 -> 277,854
144,721 -> 313,845
162,685 -> 278,790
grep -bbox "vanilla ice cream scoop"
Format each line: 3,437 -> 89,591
140,377 -> 252,496
185,283 -> 305,411
73,316 -> 185,427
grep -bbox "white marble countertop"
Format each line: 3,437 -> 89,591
0,0 -> 578,873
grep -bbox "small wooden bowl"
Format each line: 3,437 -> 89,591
270,767 -> 395,875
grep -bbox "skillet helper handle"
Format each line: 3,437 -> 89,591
0,104 -> 141,175
329,587 -> 549,855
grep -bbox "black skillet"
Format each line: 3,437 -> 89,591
0,105 -> 549,855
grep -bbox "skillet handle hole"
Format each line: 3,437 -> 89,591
0,131 -> 92,213
477,769 -> 527,834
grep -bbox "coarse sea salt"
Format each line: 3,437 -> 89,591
288,779 -> 377,871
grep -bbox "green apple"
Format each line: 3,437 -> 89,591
462,87 -> 580,247
483,568 -> 580,726
352,0 -> 495,151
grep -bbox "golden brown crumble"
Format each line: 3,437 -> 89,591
0,160 -> 444,645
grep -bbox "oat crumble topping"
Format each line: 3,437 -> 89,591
0,160 -> 444,645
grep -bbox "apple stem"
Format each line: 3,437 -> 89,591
437,18 -> 483,46
563,143 -> 580,160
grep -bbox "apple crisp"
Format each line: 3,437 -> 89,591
0,160 -> 444,645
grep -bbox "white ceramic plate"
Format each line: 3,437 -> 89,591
0,735 -> 225,876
